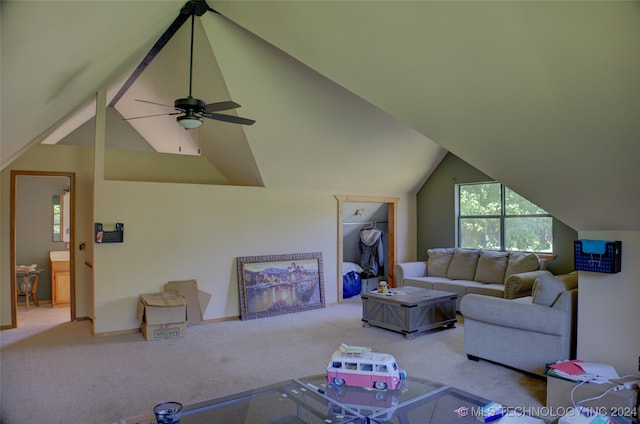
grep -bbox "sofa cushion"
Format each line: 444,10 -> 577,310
532,273 -> 579,307
474,250 -> 509,284
426,248 -> 455,277
466,283 -> 506,298
460,294 -> 569,336
408,276 -> 456,285
504,252 -> 540,281
431,282 -> 469,298
446,248 -> 480,280
431,279 -> 480,310
432,279 -> 482,293
402,277 -> 435,290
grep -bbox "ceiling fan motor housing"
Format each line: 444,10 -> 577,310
175,97 -> 206,128
175,96 -> 206,113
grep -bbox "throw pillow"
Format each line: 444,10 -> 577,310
474,250 -> 510,284
426,248 -> 454,277
532,273 -> 579,307
504,252 -> 540,281
446,248 -> 480,280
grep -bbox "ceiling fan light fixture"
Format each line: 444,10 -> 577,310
177,114 -> 203,129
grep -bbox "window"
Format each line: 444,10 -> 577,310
360,363 -> 373,372
53,195 -> 61,241
457,182 -> 552,253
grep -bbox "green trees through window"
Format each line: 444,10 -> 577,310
457,183 -> 552,253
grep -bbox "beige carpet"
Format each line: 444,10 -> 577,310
0,298 -> 546,423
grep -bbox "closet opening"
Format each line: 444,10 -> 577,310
335,195 -> 399,303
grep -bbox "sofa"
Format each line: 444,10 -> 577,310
394,248 -> 550,310
460,272 -> 578,375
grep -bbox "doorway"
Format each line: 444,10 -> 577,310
10,171 -> 76,328
335,195 -> 399,302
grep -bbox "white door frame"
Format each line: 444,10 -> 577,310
335,195 -> 399,303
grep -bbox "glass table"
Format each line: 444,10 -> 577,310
117,374 -> 548,424
117,377 -> 365,424
369,385 -> 493,423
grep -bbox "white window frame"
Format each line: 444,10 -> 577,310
455,182 -> 553,253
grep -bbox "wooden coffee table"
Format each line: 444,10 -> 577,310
361,286 -> 458,339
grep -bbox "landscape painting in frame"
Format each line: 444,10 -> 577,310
237,252 -> 325,320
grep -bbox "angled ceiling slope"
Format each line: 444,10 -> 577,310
2,0 -> 264,187
214,1 -> 640,231
2,0 -> 444,195
109,1 -> 444,192
1,1 -> 180,169
112,4 -> 264,187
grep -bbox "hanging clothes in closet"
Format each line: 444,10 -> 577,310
358,227 -> 384,277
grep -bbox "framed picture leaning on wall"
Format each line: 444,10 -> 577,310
236,252 -> 325,320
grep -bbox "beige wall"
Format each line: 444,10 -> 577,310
577,231 -> 640,377
1,145 -> 416,333
93,181 -> 329,332
92,181 -> 414,334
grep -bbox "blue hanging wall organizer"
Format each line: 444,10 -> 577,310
95,223 -> 124,243
574,239 -> 621,274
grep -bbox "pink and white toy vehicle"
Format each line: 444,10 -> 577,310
326,344 -> 406,390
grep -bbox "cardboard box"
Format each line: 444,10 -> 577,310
140,322 -> 186,341
164,279 -> 212,326
137,292 -> 187,341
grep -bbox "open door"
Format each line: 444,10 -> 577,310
10,170 -> 76,328
335,195 -> 399,303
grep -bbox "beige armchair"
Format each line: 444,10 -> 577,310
460,272 -> 578,375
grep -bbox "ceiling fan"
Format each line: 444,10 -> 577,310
123,0 -> 255,129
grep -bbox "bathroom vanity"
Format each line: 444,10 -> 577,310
49,250 -> 70,306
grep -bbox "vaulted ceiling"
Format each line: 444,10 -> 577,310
2,1 -> 639,231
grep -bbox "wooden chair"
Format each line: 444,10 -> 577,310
16,272 -> 40,310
